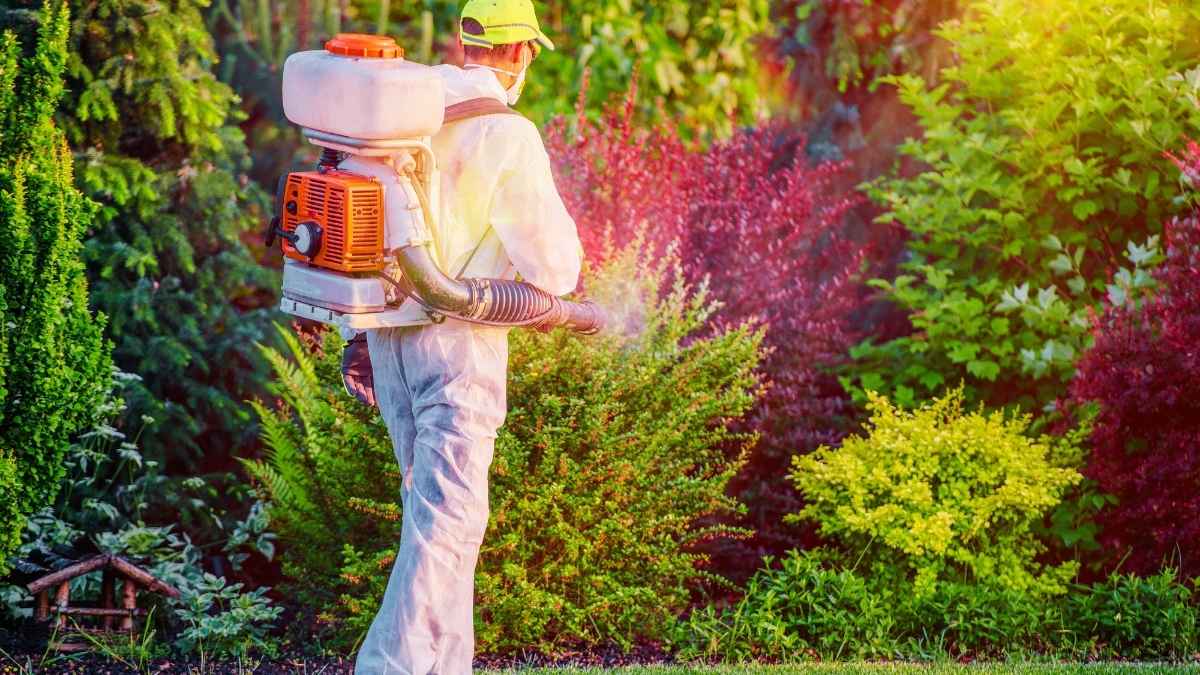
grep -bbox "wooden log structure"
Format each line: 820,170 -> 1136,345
55,582 -> 69,629
109,556 -> 179,597
24,552 -> 181,651
120,580 -> 138,631
35,590 -> 49,622
55,607 -> 147,617
100,568 -> 115,630
26,554 -> 179,599
26,554 -> 110,595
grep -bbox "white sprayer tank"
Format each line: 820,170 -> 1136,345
282,34 -> 445,140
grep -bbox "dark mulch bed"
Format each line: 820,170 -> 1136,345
1,649 -> 355,674
475,642 -> 675,670
2,625 -> 674,673
1,647 -> 671,673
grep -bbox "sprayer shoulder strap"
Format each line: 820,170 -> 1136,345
443,97 -> 524,124
440,98 -> 522,279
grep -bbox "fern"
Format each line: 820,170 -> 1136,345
247,325 -> 399,599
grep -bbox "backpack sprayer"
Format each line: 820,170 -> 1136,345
268,34 -> 604,335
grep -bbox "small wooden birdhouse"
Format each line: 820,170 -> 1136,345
25,553 -> 180,652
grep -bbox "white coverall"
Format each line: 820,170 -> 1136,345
353,64 -> 582,675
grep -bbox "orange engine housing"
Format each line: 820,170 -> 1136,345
282,170 -> 385,272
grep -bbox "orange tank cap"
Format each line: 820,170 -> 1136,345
325,33 -> 404,59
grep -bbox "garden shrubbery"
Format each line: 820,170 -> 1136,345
546,86 -> 871,578
6,0 -> 1200,667
850,0 -> 1200,410
673,549 -> 906,661
1065,141 -> 1200,578
673,549 -> 1198,661
671,389 -> 1198,661
248,242 -> 765,652
1058,570 -> 1199,659
0,0 -> 283,474
0,5 -> 279,661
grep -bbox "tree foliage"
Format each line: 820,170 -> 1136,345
850,0 -> 1200,411
766,0 -> 959,170
246,243 -> 764,652
0,0 -> 110,575
0,0 -> 280,472
771,0 -> 958,102
208,0 -> 770,186
519,0 -> 770,137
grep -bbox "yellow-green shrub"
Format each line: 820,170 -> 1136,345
789,388 -> 1082,597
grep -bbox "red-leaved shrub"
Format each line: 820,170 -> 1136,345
546,84 -> 870,580
544,84 -> 690,259
1069,141 -> 1200,577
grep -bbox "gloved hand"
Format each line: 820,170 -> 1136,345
341,332 -> 377,408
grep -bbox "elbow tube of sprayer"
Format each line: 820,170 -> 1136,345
393,244 -> 605,334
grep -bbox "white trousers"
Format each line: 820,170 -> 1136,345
354,320 -> 509,675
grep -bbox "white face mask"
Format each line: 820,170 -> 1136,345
464,55 -> 529,105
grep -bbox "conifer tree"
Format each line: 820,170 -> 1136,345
2,0 -> 279,473
0,0 -> 111,574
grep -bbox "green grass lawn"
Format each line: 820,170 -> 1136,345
486,665 -> 1198,674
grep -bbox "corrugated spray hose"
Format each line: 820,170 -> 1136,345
464,278 -> 552,321
462,278 -> 604,334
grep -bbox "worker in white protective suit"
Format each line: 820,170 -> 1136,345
351,1 -> 582,673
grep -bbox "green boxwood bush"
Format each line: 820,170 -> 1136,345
247,241 -> 765,653
849,0 -> 1200,410
788,388 -> 1083,597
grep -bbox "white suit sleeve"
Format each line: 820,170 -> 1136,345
486,118 -> 582,297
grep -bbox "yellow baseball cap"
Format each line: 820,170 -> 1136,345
460,0 -> 555,51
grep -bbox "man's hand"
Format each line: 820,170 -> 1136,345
341,333 -> 377,408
